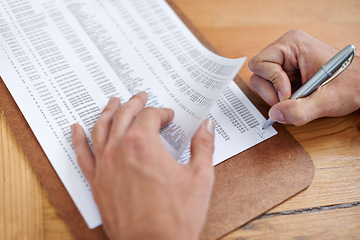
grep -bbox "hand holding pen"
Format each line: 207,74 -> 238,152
248,29 -> 360,127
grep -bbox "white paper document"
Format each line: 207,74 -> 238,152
0,0 -> 277,229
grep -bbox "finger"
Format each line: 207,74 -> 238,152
129,107 -> 175,135
189,119 -> 215,173
249,74 -> 280,106
109,91 -> 148,142
71,124 -> 96,186
92,97 -> 121,158
248,46 -> 292,101
268,86 -> 330,126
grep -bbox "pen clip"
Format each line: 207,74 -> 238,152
321,51 -> 356,87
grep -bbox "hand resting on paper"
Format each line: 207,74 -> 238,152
71,91 -> 215,240
248,29 -> 360,126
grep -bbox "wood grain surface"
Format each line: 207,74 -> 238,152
1,0 -> 359,239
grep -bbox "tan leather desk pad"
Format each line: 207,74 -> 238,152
0,0 -> 314,239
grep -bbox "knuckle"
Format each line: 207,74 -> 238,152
248,58 -> 256,72
102,104 -> 114,114
193,164 -> 214,183
126,94 -> 146,109
249,75 -> 257,89
116,104 -> 132,117
100,143 -> 118,164
286,28 -> 304,38
71,136 -> 81,149
74,148 -> 90,168
248,56 -> 261,72
91,121 -> 104,138
130,92 -> 147,102
112,106 -> 134,124
269,70 -> 283,88
195,133 -> 214,154
123,128 -> 147,149
114,102 -> 149,122
141,107 -> 158,117
72,134 -> 85,151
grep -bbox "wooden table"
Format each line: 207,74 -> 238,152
1,0 -> 359,239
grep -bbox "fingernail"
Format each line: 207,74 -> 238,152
130,91 -> 148,100
70,124 -> 76,137
108,97 -> 117,104
204,119 -> 215,136
136,91 -> 147,97
277,91 -> 284,102
269,109 -> 286,123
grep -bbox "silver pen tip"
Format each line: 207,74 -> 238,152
262,118 -> 275,130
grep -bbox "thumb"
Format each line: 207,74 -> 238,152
268,89 -> 328,126
189,119 -> 215,171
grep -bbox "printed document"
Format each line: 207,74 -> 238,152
0,0 -> 277,228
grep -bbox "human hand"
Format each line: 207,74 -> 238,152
249,29 -> 360,126
71,92 -> 215,240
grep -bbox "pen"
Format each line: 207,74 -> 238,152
263,44 -> 356,130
